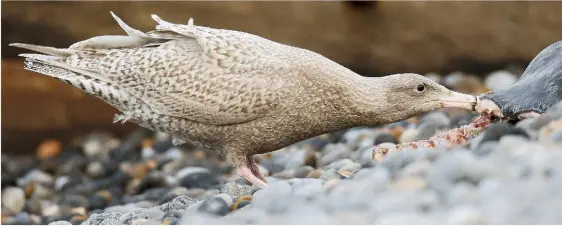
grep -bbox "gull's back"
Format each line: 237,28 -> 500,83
12,12 -> 308,146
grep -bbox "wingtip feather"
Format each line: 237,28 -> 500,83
10,43 -> 76,57
110,11 -> 147,38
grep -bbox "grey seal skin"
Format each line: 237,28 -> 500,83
477,41 -> 562,120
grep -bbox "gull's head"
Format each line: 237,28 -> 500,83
383,73 -> 477,115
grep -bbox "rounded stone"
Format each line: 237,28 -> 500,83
294,166 -> 315,178
86,161 -> 105,178
399,128 -> 419,143
178,171 -> 219,190
219,182 -> 253,199
485,70 -> 518,91
374,132 -> 397,145
36,139 -> 62,160
2,187 -> 25,212
156,195 -> 199,213
48,220 -> 72,225
197,197 -> 230,216
306,169 -> 324,179
319,169 -> 341,181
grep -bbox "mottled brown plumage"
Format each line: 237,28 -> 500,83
11,12 -> 476,188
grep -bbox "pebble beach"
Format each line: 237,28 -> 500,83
3,69 -> 562,225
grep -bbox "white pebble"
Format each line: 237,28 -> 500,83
2,187 -> 25,212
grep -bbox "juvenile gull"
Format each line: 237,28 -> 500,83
10,12 -> 476,188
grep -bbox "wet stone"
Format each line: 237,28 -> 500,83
197,197 -> 230,216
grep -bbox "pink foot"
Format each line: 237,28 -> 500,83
237,155 -> 268,188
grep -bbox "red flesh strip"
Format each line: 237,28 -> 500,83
373,113 -> 493,161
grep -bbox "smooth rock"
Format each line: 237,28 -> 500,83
319,169 -> 341,181
48,220 -> 72,225
175,167 -> 210,179
220,182 -> 253,199
86,161 -> 105,178
178,171 -> 219,190
2,187 -> 25,212
399,128 -> 419,143
318,144 -> 351,167
306,169 -> 324,179
197,197 -> 230,216
81,212 -> 122,225
17,169 -> 54,187
294,166 -> 314,178
156,195 -> 199,213
374,132 -> 397,145
120,208 -> 165,224
485,70 -> 518,90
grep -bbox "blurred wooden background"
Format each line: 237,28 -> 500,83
3,1 -> 562,154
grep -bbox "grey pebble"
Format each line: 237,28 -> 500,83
319,169 -> 341,181
293,181 -> 326,201
271,169 -> 296,179
16,169 -> 54,187
120,208 -> 165,224
131,219 -> 162,225
156,195 -> 199,213
85,161 -> 105,178
220,182 -> 253,199
318,143 -> 351,167
485,70 -> 518,90
212,193 -> 234,207
357,147 -> 377,168
414,112 -> 451,141
197,197 -> 230,216
324,158 -> 353,170
294,166 -> 314,178
252,181 -> 292,213
175,166 -> 209,179
374,132 -> 397,145
81,212 -> 122,225
427,149 -> 489,194
49,220 -> 72,225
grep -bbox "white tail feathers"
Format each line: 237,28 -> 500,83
18,53 -> 113,84
9,43 -> 77,57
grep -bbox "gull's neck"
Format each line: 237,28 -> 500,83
300,55 -> 406,127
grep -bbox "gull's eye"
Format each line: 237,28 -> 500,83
416,84 -> 426,92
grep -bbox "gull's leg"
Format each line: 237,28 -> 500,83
247,155 -> 267,182
237,155 -> 268,189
